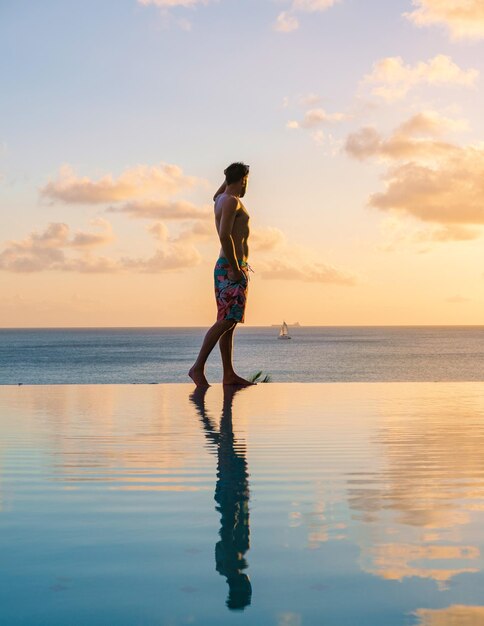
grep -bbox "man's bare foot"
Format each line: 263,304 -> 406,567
223,373 -> 256,386
189,366 -> 210,387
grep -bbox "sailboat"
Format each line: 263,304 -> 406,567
278,321 -> 291,340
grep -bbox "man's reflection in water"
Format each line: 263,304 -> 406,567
190,385 -> 252,611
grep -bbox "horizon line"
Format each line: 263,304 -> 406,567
1,325 -> 484,330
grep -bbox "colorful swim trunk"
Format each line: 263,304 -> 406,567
214,257 -> 251,323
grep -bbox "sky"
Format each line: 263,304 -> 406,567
1,0 -> 484,327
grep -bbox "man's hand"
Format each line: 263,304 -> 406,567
213,181 -> 227,202
227,267 -> 244,283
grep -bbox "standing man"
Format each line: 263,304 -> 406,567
189,162 -> 254,387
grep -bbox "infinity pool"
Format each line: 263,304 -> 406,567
1,383 -> 484,625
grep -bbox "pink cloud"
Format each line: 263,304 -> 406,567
274,0 -> 340,33
346,113 -> 484,236
362,55 -> 478,101
109,199 -> 211,220
41,163 -> 201,205
258,257 -> 355,284
0,221 -> 200,274
405,0 -> 484,40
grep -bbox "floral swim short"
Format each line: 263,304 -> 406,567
214,257 -> 251,323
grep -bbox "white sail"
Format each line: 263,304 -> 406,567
278,321 -> 291,339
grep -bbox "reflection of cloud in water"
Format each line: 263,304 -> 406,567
0,386 -> 199,491
278,612 -> 302,626
362,543 -> 479,583
346,388 -> 484,585
305,481 -> 347,549
414,605 -> 484,625
0,448 -> 3,512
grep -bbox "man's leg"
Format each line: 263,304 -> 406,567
219,324 -> 236,381
219,324 -> 255,386
189,319 -> 236,386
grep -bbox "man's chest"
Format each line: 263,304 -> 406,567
235,204 -> 250,227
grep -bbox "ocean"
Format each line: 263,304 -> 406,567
1,326 -> 483,385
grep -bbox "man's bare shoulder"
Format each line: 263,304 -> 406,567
215,194 -> 239,211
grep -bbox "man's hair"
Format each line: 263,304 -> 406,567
224,162 -> 250,185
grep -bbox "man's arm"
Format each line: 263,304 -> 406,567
218,196 -> 242,278
213,181 -> 226,202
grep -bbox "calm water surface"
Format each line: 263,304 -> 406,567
1,382 -> 484,625
1,326 -> 484,384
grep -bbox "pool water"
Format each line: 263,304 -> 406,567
1,382 -> 484,625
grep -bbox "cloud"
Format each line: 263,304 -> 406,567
137,0 -> 213,29
274,0 -> 340,33
8,220 -> 113,251
121,244 -> 201,273
345,111 -> 467,163
274,11 -> 300,33
190,220 -> 354,284
405,0 -> 484,40
70,218 -> 115,247
0,221 -> 114,273
418,224 -> 481,242
287,108 -> 346,129
0,221 -> 200,274
250,227 -> 287,251
41,163 -> 200,205
0,242 -> 65,273
28,222 -> 71,248
169,219 -> 213,243
284,92 -> 348,149
345,115 -> 462,162
283,93 -> 323,109
286,97 -> 347,146
292,0 -> 339,7
414,605 -> 484,625
62,255 -> 124,274
109,199 -> 211,220
396,111 -> 469,137
370,150 -> 484,225
346,113 -> 484,229
446,295 -> 471,303
362,54 -> 478,101
298,93 -> 323,107
377,217 -> 482,252
148,222 -> 169,241
138,0 -> 210,8
345,125 -> 454,162
258,257 -> 355,284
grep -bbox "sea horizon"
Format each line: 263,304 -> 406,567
2,324 -> 484,330
2,326 -> 484,385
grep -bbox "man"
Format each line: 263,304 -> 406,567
189,162 -> 254,387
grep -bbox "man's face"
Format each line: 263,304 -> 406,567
240,175 -> 249,197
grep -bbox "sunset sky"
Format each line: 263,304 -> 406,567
2,0 -> 484,327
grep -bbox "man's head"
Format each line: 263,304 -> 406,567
224,162 -> 250,197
